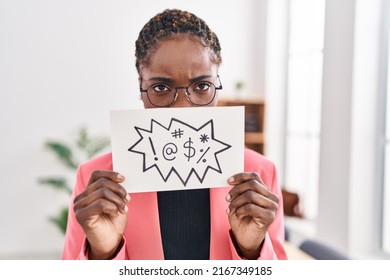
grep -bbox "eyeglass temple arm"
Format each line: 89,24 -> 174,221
216,75 -> 223,90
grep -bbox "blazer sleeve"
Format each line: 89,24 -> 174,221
254,163 -> 287,260
228,154 -> 288,260
255,162 -> 287,260
61,164 -> 88,259
61,163 -> 129,260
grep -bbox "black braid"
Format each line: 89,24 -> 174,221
135,9 -> 222,72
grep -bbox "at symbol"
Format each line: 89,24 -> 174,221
162,143 -> 178,161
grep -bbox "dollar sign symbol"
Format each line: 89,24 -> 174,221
183,137 -> 196,161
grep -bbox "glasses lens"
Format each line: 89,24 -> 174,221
147,85 -> 175,107
187,81 -> 216,105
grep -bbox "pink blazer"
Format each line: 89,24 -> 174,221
62,148 -> 287,260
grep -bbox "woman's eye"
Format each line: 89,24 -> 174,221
152,84 -> 170,92
195,82 -> 211,91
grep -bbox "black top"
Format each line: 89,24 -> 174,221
157,188 -> 210,260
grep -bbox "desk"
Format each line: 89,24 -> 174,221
284,241 -> 315,260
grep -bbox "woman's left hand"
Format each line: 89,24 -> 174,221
226,172 -> 279,259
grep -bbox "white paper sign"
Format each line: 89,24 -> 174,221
110,106 -> 244,193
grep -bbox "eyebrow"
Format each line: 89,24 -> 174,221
147,74 -> 213,83
189,75 -> 213,83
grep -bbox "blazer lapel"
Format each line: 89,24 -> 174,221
125,187 -> 232,260
125,191 -> 164,260
209,187 -> 231,260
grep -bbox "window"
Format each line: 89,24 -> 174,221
284,0 -> 326,219
383,38 -> 390,254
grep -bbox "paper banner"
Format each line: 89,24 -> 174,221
110,106 -> 244,193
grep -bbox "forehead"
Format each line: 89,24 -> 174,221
140,35 -> 218,79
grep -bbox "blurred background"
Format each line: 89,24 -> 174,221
0,0 -> 389,260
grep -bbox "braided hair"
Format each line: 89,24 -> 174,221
135,9 -> 222,73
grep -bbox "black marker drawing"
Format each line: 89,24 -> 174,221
200,134 -> 209,143
162,143 -> 177,161
148,137 -> 158,161
197,147 -> 210,164
171,128 -> 184,138
128,118 -> 231,187
183,137 -> 195,161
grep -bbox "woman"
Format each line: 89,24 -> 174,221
62,8 -> 287,260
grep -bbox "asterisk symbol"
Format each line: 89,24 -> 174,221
200,134 -> 209,143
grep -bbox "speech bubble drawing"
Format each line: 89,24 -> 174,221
110,106 -> 244,192
128,118 -> 231,187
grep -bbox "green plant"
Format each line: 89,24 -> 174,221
38,127 -> 110,234
234,81 -> 245,91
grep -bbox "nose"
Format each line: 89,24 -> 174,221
170,88 -> 194,108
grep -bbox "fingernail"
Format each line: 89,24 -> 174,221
117,174 -> 125,180
227,177 -> 234,183
226,207 -> 230,215
225,193 -> 231,201
125,194 -> 131,201
124,205 -> 128,212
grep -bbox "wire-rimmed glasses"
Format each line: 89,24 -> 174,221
139,75 -> 223,107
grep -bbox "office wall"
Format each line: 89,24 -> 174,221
0,0 -> 266,258
318,0 -> 385,259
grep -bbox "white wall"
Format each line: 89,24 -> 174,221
0,0 -> 266,258
318,0 -> 388,259
263,0 -> 389,260
317,0 -> 356,253
264,0 -> 289,183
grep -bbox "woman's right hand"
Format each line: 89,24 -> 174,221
73,170 -> 130,259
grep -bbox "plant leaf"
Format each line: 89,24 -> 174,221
49,207 -> 69,235
38,177 -> 72,194
85,137 -> 110,158
45,141 -> 78,169
77,126 -> 90,150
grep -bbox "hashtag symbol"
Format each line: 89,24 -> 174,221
171,128 -> 184,138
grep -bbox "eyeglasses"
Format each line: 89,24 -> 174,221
139,75 -> 223,107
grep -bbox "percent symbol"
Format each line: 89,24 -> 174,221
196,147 -> 210,164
